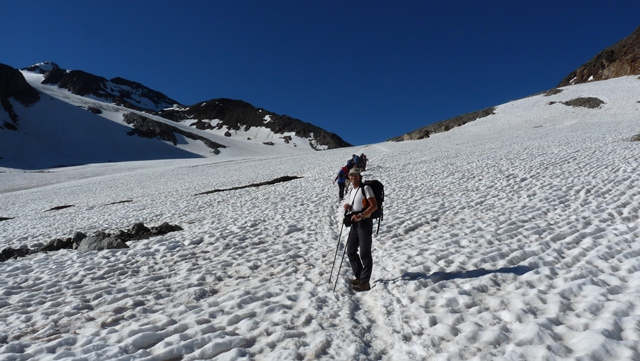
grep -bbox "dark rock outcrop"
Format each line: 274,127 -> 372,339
558,26 -> 640,87
389,107 -> 496,142
0,63 -> 40,129
544,88 -> 563,97
0,222 -> 183,261
0,64 -> 40,106
124,112 -> 179,145
123,112 -> 226,153
548,97 -> 605,109
196,175 -> 302,195
77,236 -> 128,252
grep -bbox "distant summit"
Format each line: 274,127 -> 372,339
558,26 -> 640,87
23,62 -> 180,111
158,98 -> 350,150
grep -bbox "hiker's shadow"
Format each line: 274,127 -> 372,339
379,265 -> 534,285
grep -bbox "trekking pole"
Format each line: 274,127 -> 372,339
328,222 -> 345,285
329,210 -> 349,285
333,228 -> 351,292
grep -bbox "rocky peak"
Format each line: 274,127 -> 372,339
21,61 -> 61,74
159,98 -> 351,149
23,63 -> 179,112
558,26 -> 640,87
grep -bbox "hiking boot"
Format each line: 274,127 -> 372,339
350,279 -> 361,286
353,281 -> 371,292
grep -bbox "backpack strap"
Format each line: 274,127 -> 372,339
360,185 -> 368,208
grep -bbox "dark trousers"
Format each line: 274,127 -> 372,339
346,218 -> 373,283
338,182 -> 345,200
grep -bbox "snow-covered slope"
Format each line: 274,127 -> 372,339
23,71 -> 322,157
1,77 -> 640,360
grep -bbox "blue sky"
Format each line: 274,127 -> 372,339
3,1 -> 640,146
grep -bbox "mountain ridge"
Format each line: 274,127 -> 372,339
0,62 -> 351,169
391,25 -> 640,142
23,62 -> 349,150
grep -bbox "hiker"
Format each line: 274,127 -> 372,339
357,153 -> 367,170
342,165 -> 351,193
352,154 -> 360,168
346,159 -> 354,171
342,167 -> 378,292
344,161 -> 354,191
332,166 -> 348,200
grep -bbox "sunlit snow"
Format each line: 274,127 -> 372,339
2,77 -> 640,360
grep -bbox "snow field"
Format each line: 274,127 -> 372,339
1,77 -> 640,359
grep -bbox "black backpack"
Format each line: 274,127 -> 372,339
361,180 -> 384,234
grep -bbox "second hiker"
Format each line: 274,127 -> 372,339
332,166 -> 348,200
